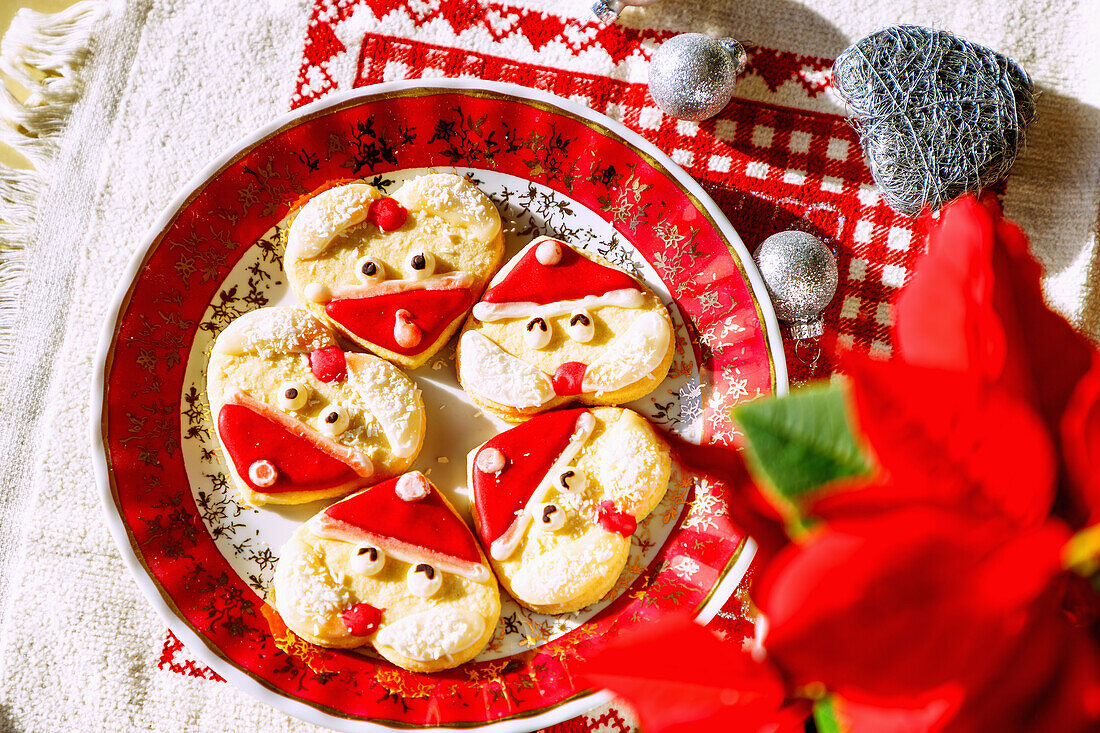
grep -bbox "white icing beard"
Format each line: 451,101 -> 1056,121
390,173 -> 501,246
213,306 -> 336,357
374,607 -> 486,662
582,310 -> 672,394
458,331 -> 555,409
283,549 -> 350,637
507,540 -> 619,607
345,358 -> 423,459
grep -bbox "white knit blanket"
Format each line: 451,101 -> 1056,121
0,0 -> 1097,730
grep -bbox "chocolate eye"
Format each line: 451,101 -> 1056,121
355,255 -> 385,285
407,563 -> 442,597
350,545 -> 384,575
534,502 -> 566,531
524,316 -> 551,349
553,466 -> 587,494
320,405 -> 350,435
566,311 -> 595,343
404,249 -> 436,279
278,381 -> 309,410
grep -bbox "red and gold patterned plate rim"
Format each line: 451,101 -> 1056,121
90,79 -> 787,732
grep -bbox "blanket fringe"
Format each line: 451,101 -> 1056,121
0,1 -> 102,353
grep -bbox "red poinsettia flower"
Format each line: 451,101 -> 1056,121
776,195 -> 1100,729
591,194 -> 1100,732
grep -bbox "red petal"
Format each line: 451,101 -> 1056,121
757,507 -> 1070,705
894,195 -> 1004,379
893,194 -> 1100,527
836,353 -> 1055,526
943,604 -> 1100,732
578,614 -> 791,733
660,432 -> 790,562
1062,361 -> 1100,523
987,195 -> 1094,433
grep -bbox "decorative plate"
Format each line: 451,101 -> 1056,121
92,80 -> 787,732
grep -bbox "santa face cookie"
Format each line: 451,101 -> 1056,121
456,236 -> 674,421
467,407 -> 671,614
272,471 -> 500,673
284,174 -> 504,369
207,307 -> 425,505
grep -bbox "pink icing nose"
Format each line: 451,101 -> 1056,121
393,309 -> 423,348
551,362 -> 586,395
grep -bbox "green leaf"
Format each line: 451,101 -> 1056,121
813,696 -> 846,733
732,381 -> 872,514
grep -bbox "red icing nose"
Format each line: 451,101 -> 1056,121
309,346 -> 347,382
340,602 -> 384,636
552,362 -> 587,395
366,197 -> 408,232
596,500 -> 637,537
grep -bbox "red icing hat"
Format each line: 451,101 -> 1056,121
480,238 -> 640,307
471,408 -> 590,548
313,472 -> 487,580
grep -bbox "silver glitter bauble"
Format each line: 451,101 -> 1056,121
591,0 -> 623,22
754,231 -> 838,339
648,33 -> 747,121
591,0 -> 661,22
